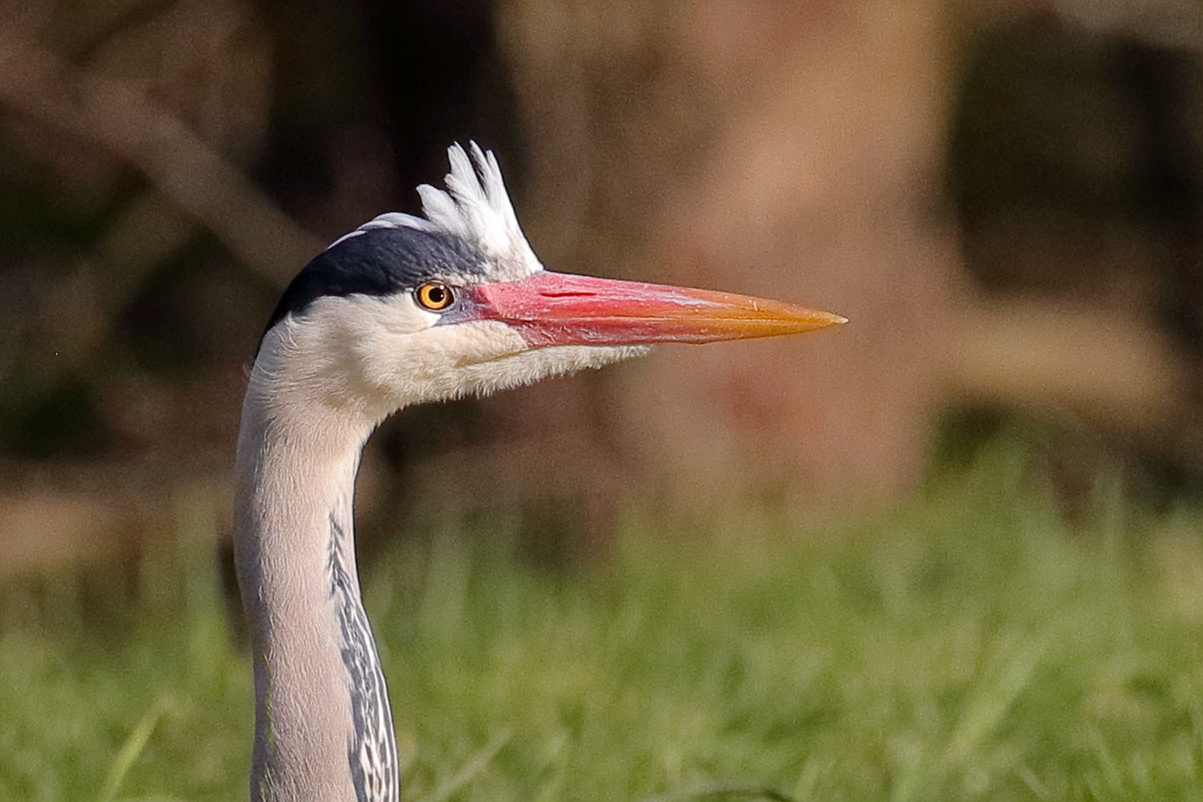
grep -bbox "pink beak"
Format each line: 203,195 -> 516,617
469,271 -> 846,348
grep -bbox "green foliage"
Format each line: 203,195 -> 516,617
4,444 -> 1203,801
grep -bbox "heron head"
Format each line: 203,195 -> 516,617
252,143 -> 844,424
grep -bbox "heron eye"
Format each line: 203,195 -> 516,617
415,282 -> 455,311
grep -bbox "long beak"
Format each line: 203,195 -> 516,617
470,270 -> 846,348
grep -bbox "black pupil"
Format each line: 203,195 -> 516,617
427,285 -> 447,306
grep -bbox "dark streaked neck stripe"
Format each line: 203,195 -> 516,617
328,513 -> 399,802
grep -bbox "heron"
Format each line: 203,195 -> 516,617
232,142 -> 845,802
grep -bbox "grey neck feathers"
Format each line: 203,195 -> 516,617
233,374 -> 399,802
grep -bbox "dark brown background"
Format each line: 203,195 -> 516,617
2,0 -> 1201,577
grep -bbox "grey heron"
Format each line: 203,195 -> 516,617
233,143 -> 845,802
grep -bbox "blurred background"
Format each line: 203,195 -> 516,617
2,0 -> 1203,581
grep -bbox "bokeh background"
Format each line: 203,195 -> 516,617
2,0 -> 1203,580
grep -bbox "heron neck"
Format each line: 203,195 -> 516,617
233,389 -> 399,802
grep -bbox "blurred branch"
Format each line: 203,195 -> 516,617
947,300 -> 1180,429
946,298 -> 1203,470
0,33 -> 322,285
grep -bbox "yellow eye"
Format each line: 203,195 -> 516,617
415,282 -> 455,311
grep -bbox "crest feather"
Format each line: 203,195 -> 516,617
330,143 -> 542,279
417,143 -> 542,273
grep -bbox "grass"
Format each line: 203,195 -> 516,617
4,439 -> 1203,801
